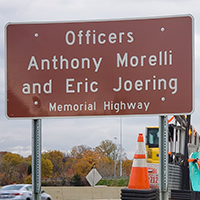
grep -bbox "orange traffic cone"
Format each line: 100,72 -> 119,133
128,133 -> 150,190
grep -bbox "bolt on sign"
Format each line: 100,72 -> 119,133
5,15 -> 194,118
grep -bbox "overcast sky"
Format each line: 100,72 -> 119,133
1,0 -> 200,159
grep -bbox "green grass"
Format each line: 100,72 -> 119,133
97,178 -> 129,186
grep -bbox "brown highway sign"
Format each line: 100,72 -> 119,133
5,15 -> 194,118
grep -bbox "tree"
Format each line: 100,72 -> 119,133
74,150 -> 103,177
25,175 -> 32,184
71,173 -> 82,186
95,140 -> 116,159
41,157 -> 53,178
122,159 -> 132,177
65,157 -> 76,172
0,136 -> 130,186
96,156 -> 114,177
27,165 -> 32,176
3,152 -> 23,166
1,152 -> 24,184
71,145 -> 91,159
42,150 -> 64,177
0,152 -> 7,173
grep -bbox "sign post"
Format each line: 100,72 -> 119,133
159,116 -> 169,200
32,119 -> 41,200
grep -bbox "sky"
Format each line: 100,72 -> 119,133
1,0 -> 200,159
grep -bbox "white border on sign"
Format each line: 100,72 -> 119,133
5,14 -> 194,119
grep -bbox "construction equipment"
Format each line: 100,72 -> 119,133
146,126 -> 159,163
145,115 -> 200,198
146,115 -> 199,165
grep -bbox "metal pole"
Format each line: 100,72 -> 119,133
32,119 -> 41,200
159,116 -> 169,200
114,136 -> 117,178
119,117 -> 122,177
182,115 -> 190,190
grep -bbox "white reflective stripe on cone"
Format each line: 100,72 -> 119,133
133,158 -> 147,167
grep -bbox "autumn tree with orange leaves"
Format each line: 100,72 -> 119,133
0,140 -> 132,186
